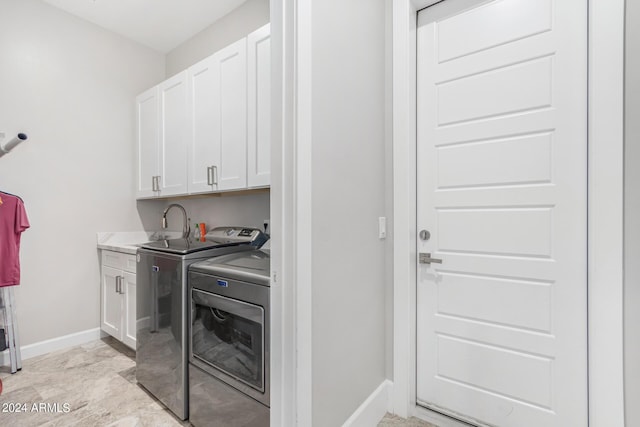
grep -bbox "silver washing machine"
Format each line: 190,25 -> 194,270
136,227 -> 267,420
188,249 -> 270,427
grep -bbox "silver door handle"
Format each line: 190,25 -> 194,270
115,276 -> 121,294
419,253 -> 442,264
207,166 -> 214,186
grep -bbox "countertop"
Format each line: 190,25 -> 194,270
96,231 -> 182,255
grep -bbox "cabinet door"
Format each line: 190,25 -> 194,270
247,24 -> 271,188
136,87 -> 160,199
159,71 -> 189,196
215,39 -> 248,190
188,56 -> 222,194
101,265 -> 122,340
122,271 -> 137,350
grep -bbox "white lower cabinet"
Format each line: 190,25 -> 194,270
100,251 -> 137,350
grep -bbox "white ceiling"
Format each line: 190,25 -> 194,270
41,0 -> 249,53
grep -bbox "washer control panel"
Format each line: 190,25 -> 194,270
206,226 -> 268,247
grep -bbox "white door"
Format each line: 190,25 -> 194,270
188,55 -> 221,194
101,266 -> 122,340
136,87 -> 159,199
416,1 -> 587,426
215,39 -> 247,190
247,23 -> 271,188
159,71 -> 189,196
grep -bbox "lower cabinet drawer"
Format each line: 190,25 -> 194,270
101,250 -> 137,273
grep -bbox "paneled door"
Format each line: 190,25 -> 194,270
188,54 -> 221,194
215,39 -> 248,190
159,71 -> 189,196
136,87 -> 159,198
247,23 -> 272,188
416,0 -> 587,426
101,265 -> 122,340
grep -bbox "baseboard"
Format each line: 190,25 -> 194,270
343,380 -> 393,427
1,328 -> 106,366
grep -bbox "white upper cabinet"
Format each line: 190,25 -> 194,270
188,55 -> 221,194
188,39 -> 247,193
137,26 -> 270,199
159,71 -> 189,196
136,87 -> 160,199
216,39 -> 248,190
247,23 -> 271,188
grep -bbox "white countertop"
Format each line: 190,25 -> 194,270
96,231 -> 182,255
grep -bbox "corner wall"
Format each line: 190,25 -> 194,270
625,0 -> 640,424
165,0 -> 269,76
0,0 -> 165,346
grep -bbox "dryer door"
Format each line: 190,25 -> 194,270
191,288 -> 266,404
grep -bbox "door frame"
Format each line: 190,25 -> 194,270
392,0 -> 626,425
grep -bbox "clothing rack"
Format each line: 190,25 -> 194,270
0,287 -> 21,373
0,188 -> 28,374
0,133 -> 28,158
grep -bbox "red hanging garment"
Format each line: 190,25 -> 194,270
0,192 -> 30,287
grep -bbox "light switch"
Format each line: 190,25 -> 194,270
378,217 -> 387,239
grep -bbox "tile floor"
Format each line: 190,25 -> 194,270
0,338 -> 436,426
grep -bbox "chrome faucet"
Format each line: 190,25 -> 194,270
162,203 -> 190,238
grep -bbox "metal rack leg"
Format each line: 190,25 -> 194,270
7,288 -> 21,371
0,292 -> 8,357
2,287 -> 20,374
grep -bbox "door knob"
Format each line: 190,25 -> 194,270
419,230 -> 431,241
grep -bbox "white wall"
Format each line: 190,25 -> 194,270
137,192 -> 270,236
625,1 -> 640,424
0,0 -> 165,346
165,0 -> 269,76
309,0 -> 388,424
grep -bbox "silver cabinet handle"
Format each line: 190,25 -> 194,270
419,253 -> 443,264
207,166 -> 214,186
156,176 -> 161,192
115,276 -> 121,294
212,165 -> 218,185
151,176 -> 156,192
